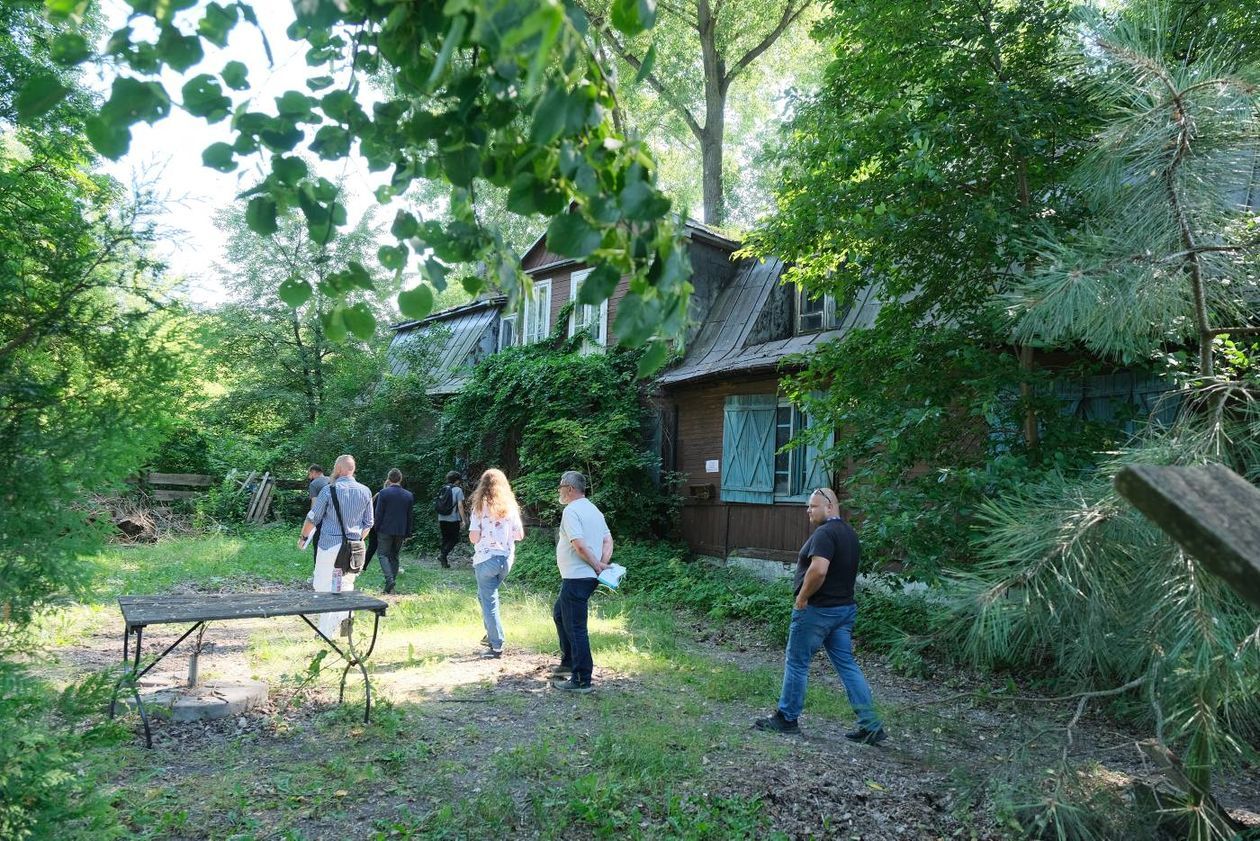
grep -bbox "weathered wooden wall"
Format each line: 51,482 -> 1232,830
665,374 -> 815,558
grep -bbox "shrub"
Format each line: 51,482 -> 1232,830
424,336 -> 675,539
509,536 -> 936,649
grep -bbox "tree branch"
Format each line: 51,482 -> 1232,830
727,0 -> 811,83
602,28 -> 704,140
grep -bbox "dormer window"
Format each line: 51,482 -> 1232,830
797,288 -> 837,333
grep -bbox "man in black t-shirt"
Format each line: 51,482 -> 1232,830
754,488 -> 886,744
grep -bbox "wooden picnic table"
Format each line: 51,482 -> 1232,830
108,591 -> 388,747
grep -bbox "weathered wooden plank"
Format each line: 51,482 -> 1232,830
152,489 -> 203,501
147,472 -> 215,487
1114,463 -> 1260,610
118,592 -> 388,627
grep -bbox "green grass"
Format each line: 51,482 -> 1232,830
36,530 -> 827,839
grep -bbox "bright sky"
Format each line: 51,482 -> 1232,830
95,1 -> 384,307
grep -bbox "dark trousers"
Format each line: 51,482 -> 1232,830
438,520 -> 460,566
553,578 -> 598,684
365,529 -> 379,566
378,534 -> 405,591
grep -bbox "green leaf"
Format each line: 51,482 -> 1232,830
322,305 -> 348,342
306,75 -> 335,91
345,261 -> 374,290
620,179 -> 670,221
45,0 -> 91,19
506,172 -> 538,215
182,74 -> 231,121
271,155 -> 308,185
16,74 -> 70,121
245,195 -> 278,235
84,115 -> 131,159
634,42 -> 657,84
276,90 -> 314,120
391,210 -> 419,239
343,302 -> 376,339
441,145 -> 480,187
51,32 -> 91,65
398,285 -> 434,320
278,277 -> 313,308
310,125 -> 351,159
611,0 -> 656,36
197,2 -> 239,47
156,24 -> 204,72
320,89 -> 357,121
259,120 -> 304,152
637,338 -> 670,376
221,60 -> 249,90
546,212 -> 601,258
530,87 -> 571,144
423,258 -> 447,291
201,142 -> 237,172
103,77 -> 170,125
576,264 -> 620,306
378,244 -> 407,271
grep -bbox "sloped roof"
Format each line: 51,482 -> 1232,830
657,260 -> 882,386
519,217 -> 739,275
388,296 -> 505,395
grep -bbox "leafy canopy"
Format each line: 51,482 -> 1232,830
23,0 -> 691,363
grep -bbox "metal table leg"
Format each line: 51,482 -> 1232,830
108,621 -> 205,748
299,609 -> 381,723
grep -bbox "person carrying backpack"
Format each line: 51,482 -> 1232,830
435,470 -> 466,568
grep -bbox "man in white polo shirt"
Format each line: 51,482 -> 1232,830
549,470 -> 613,694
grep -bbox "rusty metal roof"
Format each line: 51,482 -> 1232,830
657,261 -> 882,386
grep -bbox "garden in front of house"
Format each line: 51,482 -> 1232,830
22,529 -> 1260,840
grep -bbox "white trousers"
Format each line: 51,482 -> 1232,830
313,543 -> 358,637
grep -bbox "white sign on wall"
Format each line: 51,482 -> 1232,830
705,459 -> 720,474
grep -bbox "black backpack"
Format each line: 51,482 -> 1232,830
434,484 -> 456,515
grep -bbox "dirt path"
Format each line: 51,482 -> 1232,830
48,562 -> 1260,840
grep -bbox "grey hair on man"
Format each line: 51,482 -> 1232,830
559,470 -> 587,495
333,454 -> 357,477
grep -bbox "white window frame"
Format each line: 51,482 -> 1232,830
522,279 -> 551,345
498,314 -> 517,351
568,268 -> 608,352
796,287 -> 837,334
773,401 -> 808,499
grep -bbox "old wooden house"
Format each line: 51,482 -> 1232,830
655,265 -> 882,561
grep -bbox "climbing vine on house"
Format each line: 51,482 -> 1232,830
428,330 -> 674,539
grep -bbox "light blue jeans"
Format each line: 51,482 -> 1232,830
474,555 -> 509,651
777,604 -> 881,730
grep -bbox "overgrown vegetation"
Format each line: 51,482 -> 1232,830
509,536 -> 934,652
1,4 -> 194,837
422,332 -> 675,540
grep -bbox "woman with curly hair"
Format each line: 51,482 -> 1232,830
467,468 -> 525,658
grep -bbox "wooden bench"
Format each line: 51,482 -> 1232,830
108,591 -> 388,747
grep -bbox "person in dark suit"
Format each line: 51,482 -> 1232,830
373,468 -> 414,594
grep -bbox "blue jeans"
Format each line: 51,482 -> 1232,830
553,578 -> 598,684
778,604 -> 881,730
474,555 -> 509,651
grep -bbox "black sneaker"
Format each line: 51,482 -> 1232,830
844,726 -> 887,745
551,678 -> 594,694
480,649 -> 503,659
480,634 -> 489,646
547,663 -> 571,678
753,710 -> 800,734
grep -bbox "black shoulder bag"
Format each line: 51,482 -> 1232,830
328,485 -> 367,574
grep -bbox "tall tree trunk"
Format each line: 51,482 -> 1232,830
700,116 -> 725,226
697,0 -> 727,226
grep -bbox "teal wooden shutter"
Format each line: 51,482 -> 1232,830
802,409 -> 834,496
721,395 -> 776,504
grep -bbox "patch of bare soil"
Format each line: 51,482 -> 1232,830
58,560 -> 1260,840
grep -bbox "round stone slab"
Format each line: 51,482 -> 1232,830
130,680 -> 268,722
